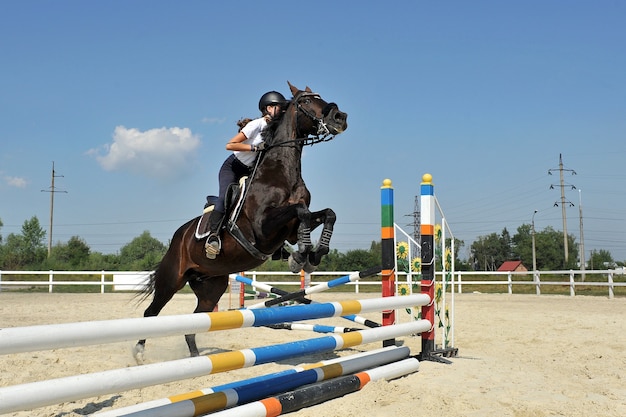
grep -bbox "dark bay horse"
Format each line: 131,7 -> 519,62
134,82 -> 348,361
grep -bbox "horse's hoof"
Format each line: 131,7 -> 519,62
133,343 -> 145,365
302,260 -> 317,274
288,255 -> 304,273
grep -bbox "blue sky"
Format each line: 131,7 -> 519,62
1,1 -> 625,263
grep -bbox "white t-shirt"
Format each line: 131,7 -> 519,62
234,117 -> 267,167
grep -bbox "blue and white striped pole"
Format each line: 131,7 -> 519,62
0,320 -> 430,414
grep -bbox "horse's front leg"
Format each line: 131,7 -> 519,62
288,206 -> 313,273
288,207 -> 336,273
308,208 -> 336,267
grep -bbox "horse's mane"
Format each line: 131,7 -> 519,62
261,96 -> 294,145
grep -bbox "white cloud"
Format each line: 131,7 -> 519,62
201,117 -> 226,124
90,126 -> 201,180
4,176 -> 28,188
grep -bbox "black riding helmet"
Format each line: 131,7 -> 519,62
258,91 -> 287,113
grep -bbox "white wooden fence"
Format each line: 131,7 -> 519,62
0,269 -> 624,298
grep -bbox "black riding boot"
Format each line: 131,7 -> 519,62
205,210 -> 224,259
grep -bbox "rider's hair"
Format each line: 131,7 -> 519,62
237,118 -> 253,132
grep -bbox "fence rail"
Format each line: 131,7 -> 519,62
0,269 -> 624,298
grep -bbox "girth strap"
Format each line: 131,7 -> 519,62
227,220 -> 271,261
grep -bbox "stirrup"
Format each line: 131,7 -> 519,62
205,234 -> 221,259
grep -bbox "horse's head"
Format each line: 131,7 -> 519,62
262,82 -> 347,147
287,82 -> 348,139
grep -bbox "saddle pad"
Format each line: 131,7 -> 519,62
195,206 -> 214,240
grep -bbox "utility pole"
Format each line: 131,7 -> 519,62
579,189 -> 586,281
548,153 -> 576,267
531,210 -> 538,273
41,162 -> 67,256
409,195 -> 421,244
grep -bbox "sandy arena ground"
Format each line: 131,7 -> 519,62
1,291 -> 625,417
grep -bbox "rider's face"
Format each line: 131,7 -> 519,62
266,104 -> 283,118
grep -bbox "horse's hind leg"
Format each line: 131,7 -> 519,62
133,271 -> 180,363
186,274 -> 229,356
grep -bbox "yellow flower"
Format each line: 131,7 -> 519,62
397,284 -> 410,296
434,224 -> 442,242
396,241 -> 409,259
411,257 -> 421,271
444,247 -> 452,270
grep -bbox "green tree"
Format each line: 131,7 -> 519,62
511,224 -> 533,267
533,226 -> 578,270
338,248 -> 378,271
470,228 -> 513,271
47,236 -> 91,269
0,217 -> 47,269
588,249 -> 614,269
85,251 -> 122,271
118,231 -> 167,270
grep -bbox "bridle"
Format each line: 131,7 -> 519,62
267,92 -> 339,149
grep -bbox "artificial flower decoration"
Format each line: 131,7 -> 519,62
411,257 -> 422,272
397,283 -> 410,296
396,241 -> 409,259
444,247 -> 452,270
434,224 -> 442,243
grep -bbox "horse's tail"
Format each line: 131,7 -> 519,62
134,264 -> 159,305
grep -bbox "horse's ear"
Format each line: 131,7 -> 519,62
305,86 -> 312,92
288,81 -> 299,95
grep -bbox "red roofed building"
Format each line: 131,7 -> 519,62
497,260 -> 528,272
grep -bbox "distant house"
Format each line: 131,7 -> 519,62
497,260 -> 528,272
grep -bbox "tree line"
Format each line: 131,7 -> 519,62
0,216 -> 619,272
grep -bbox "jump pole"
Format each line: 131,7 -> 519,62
97,346 -> 410,417
420,173 -> 436,358
380,179 -> 396,346
264,323 -> 361,333
234,275 -> 381,328
206,357 -> 421,417
0,320 -> 430,414
0,294 -> 426,355
247,266 -> 381,309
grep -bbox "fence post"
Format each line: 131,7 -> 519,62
457,272 -> 462,294
100,271 -> 105,294
534,270 -> 541,295
608,272 -> 614,299
569,270 -> 575,297
48,270 -> 54,293
507,273 -> 512,295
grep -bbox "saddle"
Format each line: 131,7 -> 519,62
195,177 -> 248,240
195,177 -> 286,261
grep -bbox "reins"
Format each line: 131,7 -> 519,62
227,91 -> 337,259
